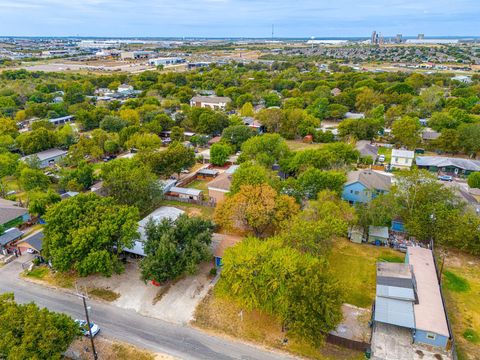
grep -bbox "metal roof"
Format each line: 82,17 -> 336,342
21,148 -> 67,162
0,228 -> 23,246
391,149 -> 415,159
369,226 -> 389,239
22,231 -> 44,251
198,169 -> 219,176
49,115 -> 74,123
169,187 -> 202,196
416,156 -> 480,172
377,284 -> 415,301
374,296 -> 415,329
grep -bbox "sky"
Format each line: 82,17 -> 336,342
0,0 -> 479,38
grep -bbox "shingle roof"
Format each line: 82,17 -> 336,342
416,156 -> 480,171
208,173 -> 233,192
421,130 -> 440,140
0,228 -> 23,246
22,231 -> 44,251
355,140 -> 379,158
346,170 -> 391,191
0,199 -> 28,226
191,96 -> 231,104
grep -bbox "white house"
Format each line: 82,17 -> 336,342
190,96 -> 231,110
451,75 -> 472,84
390,149 -> 415,170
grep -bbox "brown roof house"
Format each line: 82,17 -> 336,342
207,165 -> 239,203
0,199 -> 30,228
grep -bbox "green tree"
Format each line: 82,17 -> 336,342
240,102 -> 254,117
170,126 -> 184,142
391,116 -> 421,149
210,143 -> 232,166
457,123 -> 480,157
60,161 -> 95,191
230,162 -> 280,194
0,293 -> 79,360
140,215 -> 214,283
16,128 -> 58,155
19,168 -> 50,191
100,115 -> 128,133
434,129 -> 460,154
0,152 -> 19,177
26,189 -> 61,217
43,193 -> 139,276
467,172 -> 480,189
239,133 -> 290,168
296,168 -> 346,199
217,237 -> 343,346
221,125 -> 254,151
102,158 -> 163,210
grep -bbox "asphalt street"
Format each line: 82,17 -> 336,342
0,258 -> 297,360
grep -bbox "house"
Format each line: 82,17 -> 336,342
344,112 -> 365,120
207,136 -> 222,146
331,87 -> 342,96
117,84 -> 134,93
372,247 -> 451,358
190,96 -> 232,110
421,129 -> 440,142
207,165 -> 238,203
21,148 -> 67,169
348,226 -> 364,243
123,207 -> 184,257
0,228 -> 24,253
416,156 -> 480,177
196,168 -> 219,179
242,117 -> 263,132
49,115 -> 74,126
0,199 -> 29,228
368,226 -> 389,245
451,75 -> 472,84
342,170 -> 391,204
60,191 -> 79,200
167,187 -> 202,201
17,231 -> 44,254
212,233 -> 242,267
159,179 -> 177,194
390,149 -> 415,170
355,140 -> 378,161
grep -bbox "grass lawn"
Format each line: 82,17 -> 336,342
187,179 -> 210,192
24,265 -> 77,289
194,292 -> 364,360
286,140 -> 325,151
377,147 -> 392,163
328,238 -> 405,308
161,199 -> 215,219
441,250 -> 480,360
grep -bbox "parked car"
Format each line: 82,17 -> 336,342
438,175 -> 453,182
378,154 -> 385,163
75,319 -> 100,337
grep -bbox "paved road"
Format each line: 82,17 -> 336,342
0,259 -> 297,360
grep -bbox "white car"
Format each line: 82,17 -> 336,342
75,319 -> 100,337
378,154 -> 385,163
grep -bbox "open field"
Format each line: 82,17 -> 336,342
441,249 -> 480,360
187,179 -> 210,192
328,238 -> 404,308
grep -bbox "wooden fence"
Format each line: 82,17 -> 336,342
326,333 -> 370,352
163,195 -> 215,207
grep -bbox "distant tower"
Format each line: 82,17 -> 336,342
396,34 -> 402,43
379,32 -> 384,45
371,31 -> 377,44
418,33 -> 425,40
271,24 -> 274,40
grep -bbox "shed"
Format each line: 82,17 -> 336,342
391,218 -> 405,233
197,168 -> 219,179
168,187 -> 202,201
368,226 -> 389,245
348,226 -> 364,244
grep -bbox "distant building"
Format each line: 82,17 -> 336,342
416,156 -> 480,177
21,148 -> 67,169
330,87 -> 342,97
48,115 -> 74,126
451,75 -> 472,84
118,84 -> 134,93
342,170 -> 391,204
120,51 -> 152,60
395,34 -> 403,43
421,129 -> 440,142
418,33 -> 425,40
190,96 -> 231,111
344,112 -> 365,120
390,149 -> 415,170
167,187 -> 202,201
148,57 -> 185,66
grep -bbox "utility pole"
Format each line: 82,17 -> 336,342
77,291 -> 98,360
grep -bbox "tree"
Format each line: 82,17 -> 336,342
338,117 -> 382,140
221,125 -> 254,151
19,168 -> 50,191
125,132 -> 161,151
143,142 -> 196,178
296,168 -> 346,199
59,161 -> 95,191
391,116 -> 421,149
210,142 -> 232,166
467,172 -> 480,189
240,102 -> 254,117
26,189 -> 61,217
217,237 -> 343,346
239,133 -> 290,168
256,108 -> 284,133
0,152 -> 19,177
102,158 -> 163,210
0,293 -> 79,360
215,184 -> 299,237
170,126 -> 184,142
140,215 -> 214,283
16,128 -> 58,155
355,88 -> 380,113
230,162 -> 280,194
434,129 -> 460,154
100,115 -> 128,133
457,123 -> 480,157
43,193 -> 139,276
